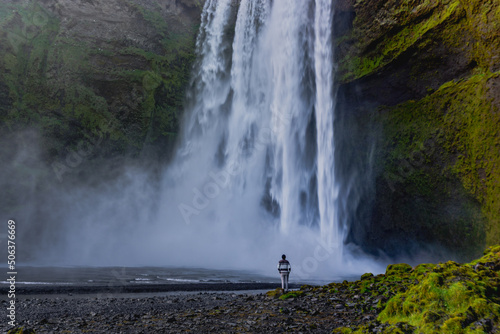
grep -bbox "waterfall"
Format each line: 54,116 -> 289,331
314,0 -> 341,252
156,0 -> 366,277
265,0 -> 316,234
17,0 -> 385,278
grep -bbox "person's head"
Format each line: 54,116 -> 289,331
282,254 -> 286,260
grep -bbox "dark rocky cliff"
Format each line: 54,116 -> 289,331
0,0 -> 204,162
334,0 -> 500,260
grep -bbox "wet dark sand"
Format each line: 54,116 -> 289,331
2,282 -> 300,296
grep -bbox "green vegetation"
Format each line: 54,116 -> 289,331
279,290 -> 305,300
335,0 -> 499,256
0,0 -> 200,160
338,0 -> 499,82
265,288 -> 306,300
340,0 -> 462,81
266,287 -> 284,298
378,71 -> 500,253
376,246 -> 500,333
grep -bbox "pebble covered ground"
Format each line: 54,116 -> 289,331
1,287 -> 374,333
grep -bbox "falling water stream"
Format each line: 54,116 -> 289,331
157,0 -> 360,278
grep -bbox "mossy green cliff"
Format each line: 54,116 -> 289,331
0,0 -> 204,160
335,0 -> 500,258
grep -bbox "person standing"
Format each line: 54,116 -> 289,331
277,254 -> 291,292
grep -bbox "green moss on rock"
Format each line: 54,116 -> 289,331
333,246 -> 500,333
279,290 -> 304,300
340,0 -> 464,81
266,287 -> 283,299
335,0 -> 499,258
0,0 -> 201,160
386,264 -> 413,276
377,71 -> 500,253
377,250 -> 500,333
338,0 -> 500,82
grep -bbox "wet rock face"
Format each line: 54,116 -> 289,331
45,0 -> 202,51
334,0 -> 500,259
335,0 -> 479,106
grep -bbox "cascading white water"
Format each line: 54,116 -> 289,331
265,0 -> 316,235
157,0 -> 354,277
314,0 -> 341,252
181,0 -> 233,142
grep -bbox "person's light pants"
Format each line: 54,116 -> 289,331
280,273 -> 289,291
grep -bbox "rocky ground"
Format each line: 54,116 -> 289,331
2,287 -> 371,333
